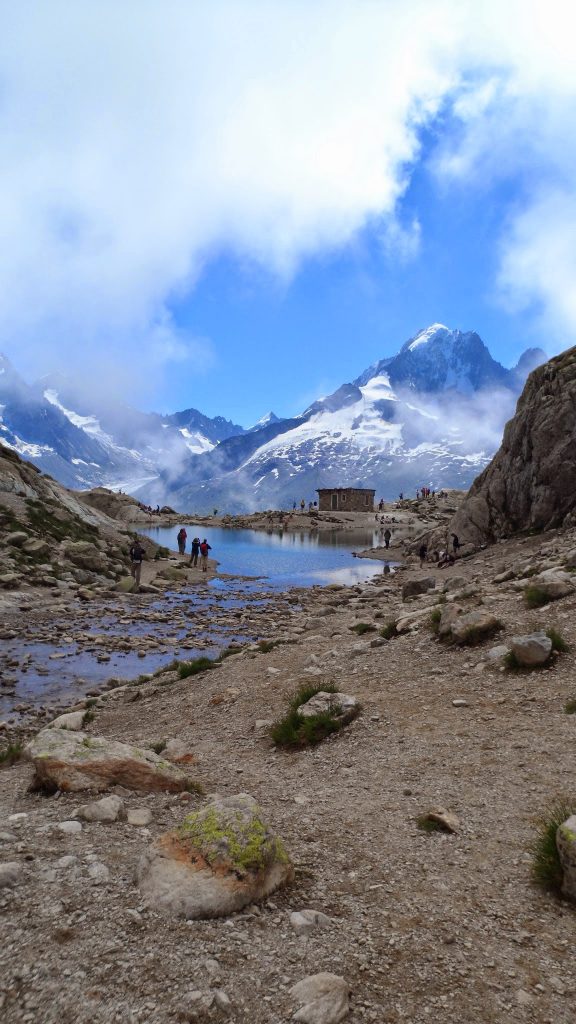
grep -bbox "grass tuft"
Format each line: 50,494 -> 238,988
546,627 -> 569,653
380,620 -> 397,640
150,739 -> 167,754
0,742 -> 23,767
564,699 -> 576,715
524,586 -> 551,609
458,620 -> 503,646
531,799 -> 576,895
177,657 -> 217,679
271,682 -> 356,749
257,639 -> 278,654
429,608 -> 442,634
349,622 -> 376,635
82,710 -> 95,725
415,814 -> 444,833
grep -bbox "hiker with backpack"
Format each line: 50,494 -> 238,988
176,527 -> 187,555
189,537 -> 201,567
129,537 -> 145,591
200,538 -> 212,573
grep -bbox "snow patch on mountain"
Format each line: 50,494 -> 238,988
406,323 -> 450,351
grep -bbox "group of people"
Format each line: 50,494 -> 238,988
418,533 -> 461,568
176,528 -> 212,571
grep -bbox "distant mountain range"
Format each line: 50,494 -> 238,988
0,325 -> 546,511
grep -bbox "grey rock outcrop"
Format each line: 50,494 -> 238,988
510,632 -> 552,667
445,348 -> 576,544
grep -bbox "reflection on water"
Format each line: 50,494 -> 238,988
138,524 -> 397,588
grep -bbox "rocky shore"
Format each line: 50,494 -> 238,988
3,518 -> 576,1022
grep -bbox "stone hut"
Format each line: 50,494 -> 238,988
316,487 -> 376,512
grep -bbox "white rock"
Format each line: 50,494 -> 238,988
291,972 -> 350,1024
49,711 -> 87,731
290,909 -> 331,934
127,807 -> 153,827
510,631 -> 552,667
0,861 -> 23,888
298,692 -> 358,724
451,699 -> 469,708
76,795 -> 125,823
57,820 -> 83,835
87,861 -> 110,884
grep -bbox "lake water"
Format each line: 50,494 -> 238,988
139,524 -> 398,587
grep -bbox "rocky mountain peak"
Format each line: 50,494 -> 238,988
446,347 -> 576,545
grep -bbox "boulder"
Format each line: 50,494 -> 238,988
493,568 -> 516,584
127,807 -> 153,827
4,531 -> 29,548
290,909 -> 331,935
49,711 -> 86,731
437,604 -> 463,639
22,538 -> 51,558
164,738 -> 196,764
525,569 -> 575,603
116,576 -> 137,593
402,577 -> 436,601
298,692 -> 359,724
442,575 -> 468,592
450,609 -> 502,646
24,728 -> 192,793
420,808 -> 460,833
0,862 -> 23,888
290,973 -> 350,1024
63,540 -> 107,572
564,549 -> 576,570
76,795 -> 125,823
137,793 -> 293,918
510,631 -> 552,667
557,815 -> 576,902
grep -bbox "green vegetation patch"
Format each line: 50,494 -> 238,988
271,682 -> 356,749
0,742 -> 23,767
429,608 -> 442,635
178,804 -> 288,872
564,699 -> 576,715
531,799 -> 576,895
25,498 -> 100,544
546,627 -> 569,653
524,585 -> 551,609
380,620 -> 398,640
349,622 -> 376,635
415,814 -> 445,833
457,619 -> 503,646
177,656 -> 218,679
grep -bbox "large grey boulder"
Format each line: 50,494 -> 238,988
402,577 -> 436,601
556,815 -> 576,903
62,540 -> 107,573
76,795 -> 125,823
450,609 -> 502,645
525,569 -> 575,603
510,631 -> 552,667
24,728 -> 192,794
137,794 -> 293,919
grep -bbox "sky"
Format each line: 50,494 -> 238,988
1,0 -> 576,425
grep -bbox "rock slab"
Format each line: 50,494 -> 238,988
298,692 -> 359,724
25,729 -> 191,794
137,793 -> 293,919
510,631 -> 552,667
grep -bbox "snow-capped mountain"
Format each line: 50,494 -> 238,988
0,326 -> 547,511
156,326 -> 547,512
0,358 -> 245,492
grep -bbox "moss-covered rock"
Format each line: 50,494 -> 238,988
137,794 -> 293,918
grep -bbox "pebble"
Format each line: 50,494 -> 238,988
0,862 -> 23,888
57,821 -> 83,835
127,808 -> 153,827
452,699 -> 470,707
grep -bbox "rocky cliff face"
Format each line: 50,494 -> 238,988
446,347 -> 576,545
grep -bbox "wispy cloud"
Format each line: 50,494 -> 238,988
0,0 -> 575,384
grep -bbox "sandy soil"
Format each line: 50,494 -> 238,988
1,526 -> 576,1023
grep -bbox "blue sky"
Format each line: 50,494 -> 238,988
1,1 -> 575,425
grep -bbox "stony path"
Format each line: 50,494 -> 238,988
2,529 -> 576,1022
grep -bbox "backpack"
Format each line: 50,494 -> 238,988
200,542 -> 209,556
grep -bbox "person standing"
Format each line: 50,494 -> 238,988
451,533 -> 461,556
200,538 -> 212,573
129,537 -> 145,591
177,527 -> 187,555
419,543 -> 428,568
383,528 -> 392,549
189,537 -> 201,567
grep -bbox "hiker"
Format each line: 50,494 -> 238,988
451,533 -> 461,556
383,528 -> 392,549
419,542 -> 428,568
300,499 -> 305,511
200,538 -> 212,573
189,537 -> 201,567
129,537 -> 145,591
176,527 -> 187,555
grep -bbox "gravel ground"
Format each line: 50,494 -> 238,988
2,528 -> 576,1023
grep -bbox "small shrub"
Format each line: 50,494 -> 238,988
349,622 -> 376,635
82,710 -> 95,725
546,628 -> 569,653
380,620 -> 397,640
84,698 -> 98,709
271,682 -> 353,749
184,778 -> 205,795
564,699 -> 576,715
0,742 -> 23,767
219,644 -> 244,659
525,586 -> 550,609
177,657 -> 217,679
415,814 -> 444,833
257,639 -> 277,653
458,619 -> 503,646
429,608 -> 442,634
150,739 -> 167,754
503,650 -> 520,671
531,799 -> 576,895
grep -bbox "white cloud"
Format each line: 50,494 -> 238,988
0,0 -> 575,380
